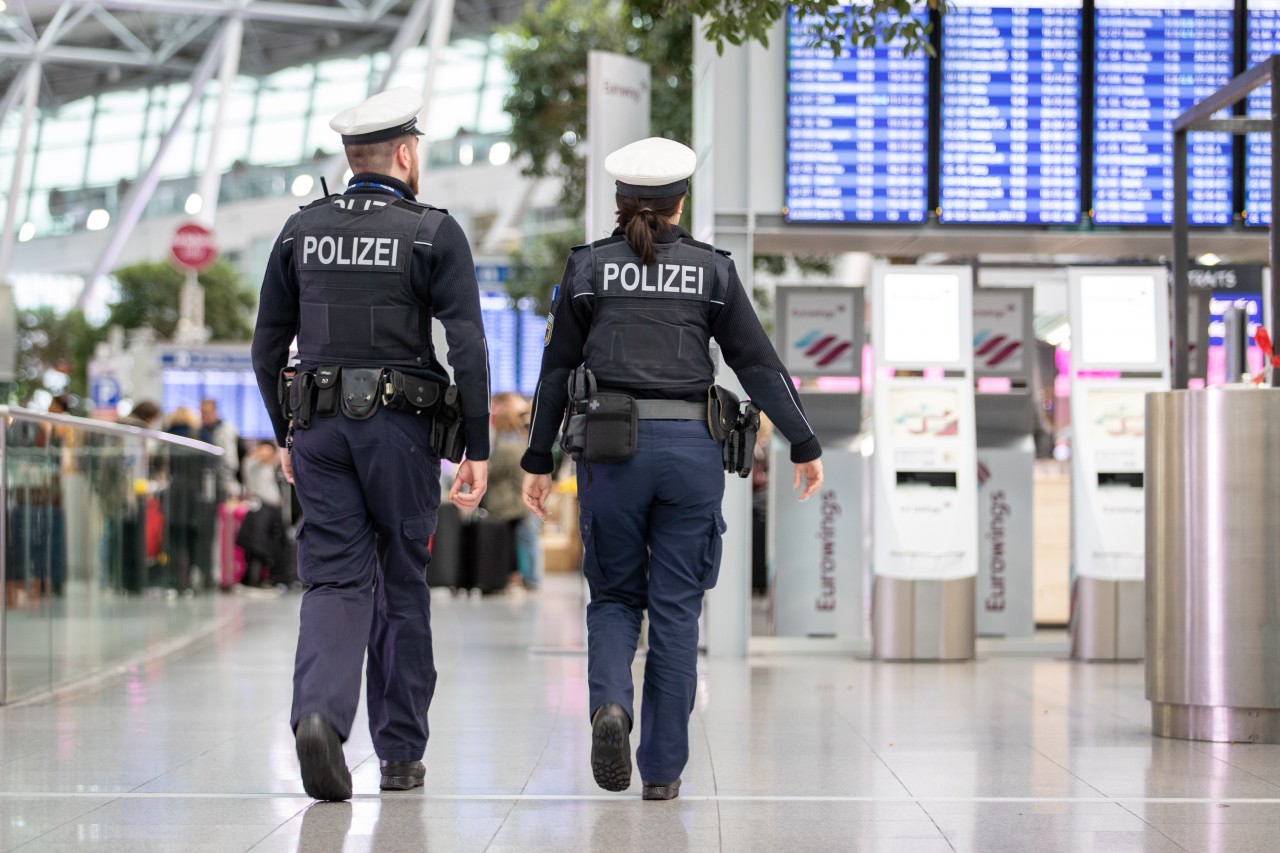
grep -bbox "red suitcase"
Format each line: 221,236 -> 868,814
217,502 -> 250,589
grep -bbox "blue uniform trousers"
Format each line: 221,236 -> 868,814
578,419 -> 727,785
289,408 -> 441,762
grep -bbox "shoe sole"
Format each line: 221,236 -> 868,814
591,713 -> 632,793
642,782 -> 681,801
296,717 -> 352,802
380,775 -> 425,791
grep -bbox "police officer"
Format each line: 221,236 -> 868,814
520,137 -> 823,800
251,86 -> 490,802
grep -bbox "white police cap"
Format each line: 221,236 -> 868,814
329,86 -> 425,145
605,137 -> 696,199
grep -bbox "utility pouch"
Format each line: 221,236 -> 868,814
707,384 -> 741,442
723,401 -> 761,478
288,371 -> 316,430
278,367 -> 296,416
429,385 -> 466,463
314,366 -> 340,417
383,370 -> 442,414
583,393 -> 638,463
339,367 -> 382,420
559,366 -> 596,462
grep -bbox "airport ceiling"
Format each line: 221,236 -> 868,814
2,0 -> 529,109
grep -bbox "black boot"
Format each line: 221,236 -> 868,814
380,759 -> 426,791
295,713 -> 352,802
590,703 -> 632,793
642,779 -> 681,800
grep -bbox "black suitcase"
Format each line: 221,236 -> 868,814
428,501 -> 466,590
466,512 -> 515,594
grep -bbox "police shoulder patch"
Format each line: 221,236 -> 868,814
543,313 -> 555,346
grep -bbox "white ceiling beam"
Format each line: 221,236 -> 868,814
154,15 -> 217,64
0,16 -> 37,46
23,0 -> 404,29
0,42 -> 193,69
89,6 -> 156,60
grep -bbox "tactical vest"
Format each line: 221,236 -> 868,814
293,195 -> 444,368
582,236 -> 718,390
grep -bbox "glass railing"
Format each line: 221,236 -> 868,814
1,408 -> 229,704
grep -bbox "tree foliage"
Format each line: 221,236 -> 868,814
501,0 -> 694,308
14,307 -> 105,406
107,259 -> 257,341
668,0 -> 943,58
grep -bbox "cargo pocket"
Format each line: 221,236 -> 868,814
699,510 -> 728,590
294,522 -> 312,584
402,513 -> 435,578
579,509 -> 604,589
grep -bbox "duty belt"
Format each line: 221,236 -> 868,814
635,400 -> 707,420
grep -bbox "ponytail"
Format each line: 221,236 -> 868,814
616,193 -> 684,266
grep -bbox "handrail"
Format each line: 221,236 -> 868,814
1,406 -> 224,456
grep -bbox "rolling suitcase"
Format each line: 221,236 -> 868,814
428,501 -> 465,591
467,512 -> 514,594
217,501 -> 249,589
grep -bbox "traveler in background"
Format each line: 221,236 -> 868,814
164,407 -> 206,590
520,138 -> 823,801
485,392 -> 541,590
200,399 -> 241,499
251,86 -> 490,802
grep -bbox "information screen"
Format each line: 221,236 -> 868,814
480,291 -> 519,395
940,0 -> 1082,224
1077,274 -> 1160,366
518,299 -> 546,397
786,7 -> 930,223
1093,0 -> 1233,226
1247,1 -> 1280,226
881,273 -> 964,366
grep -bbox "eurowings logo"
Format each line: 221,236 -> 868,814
973,325 -> 1022,368
977,460 -> 991,485
794,330 -> 854,367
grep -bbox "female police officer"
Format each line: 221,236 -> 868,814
520,137 -> 823,800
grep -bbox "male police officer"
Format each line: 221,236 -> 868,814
252,86 -> 490,802
521,138 -> 823,799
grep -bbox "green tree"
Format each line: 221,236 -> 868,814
107,259 -> 257,341
501,0 -> 693,308
14,307 -> 105,404
669,0 -> 944,57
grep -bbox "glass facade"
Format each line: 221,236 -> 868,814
0,37 -> 514,241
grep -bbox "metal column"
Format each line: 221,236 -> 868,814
0,63 -> 40,284
194,15 -> 243,228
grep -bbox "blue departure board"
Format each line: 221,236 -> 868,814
480,291 -> 518,395
786,7 -> 930,223
518,299 -> 546,397
1093,0 -> 1234,226
940,0 -> 1081,224
1247,1 -> 1280,226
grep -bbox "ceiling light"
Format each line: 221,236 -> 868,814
488,142 -> 511,166
18,222 -> 35,242
458,144 -> 474,166
184,193 -> 202,215
1197,253 -> 1222,266
291,174 -> 315,197
86,209 -> 111,231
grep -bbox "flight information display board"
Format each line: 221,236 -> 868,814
786,8 -> 930,223
1247,1 -> 1280,226
1093,0 -> 1234,226
940,0 -> 1082,224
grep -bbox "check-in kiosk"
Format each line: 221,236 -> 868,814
1066,267 -> 1169,661
766,287 -> 867,642
972,288 -> 1037,637
870,267 -> 978,660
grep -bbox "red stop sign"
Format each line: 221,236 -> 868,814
171,223 -> 217,271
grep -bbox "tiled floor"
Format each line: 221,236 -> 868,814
3,573 -> 1280,851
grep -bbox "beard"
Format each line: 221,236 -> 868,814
407,148 -> 420,196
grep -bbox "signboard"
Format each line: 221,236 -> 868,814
1068,268 -> 1168,372
973,289 -> 1031,377
171,222 -> 217,272
586,52 -> 651,242
776,287 -> 863,377
876,269 -> 972,370
786,6 -> 930,223
939,0 -> 1082,224
1247,0 -> 1280,225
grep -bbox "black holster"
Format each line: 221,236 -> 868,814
287,370 -> 316,430
429,386 -> 466,463
723,402 -> 761,478
707,384 -> 741,442
559,366 -> 595,462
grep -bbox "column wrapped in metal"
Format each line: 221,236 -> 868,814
1146,387 -> 1280,742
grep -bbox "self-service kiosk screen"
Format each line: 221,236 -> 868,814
1076,275 -> 1160,367
939,0 -> 1083,224
785,7 -> 930,223
1092,0 -> 1234,226
882,273 -> 963,365
1247,0 -> 1280,225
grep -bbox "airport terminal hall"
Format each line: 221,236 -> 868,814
7,0 -> 1280,850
